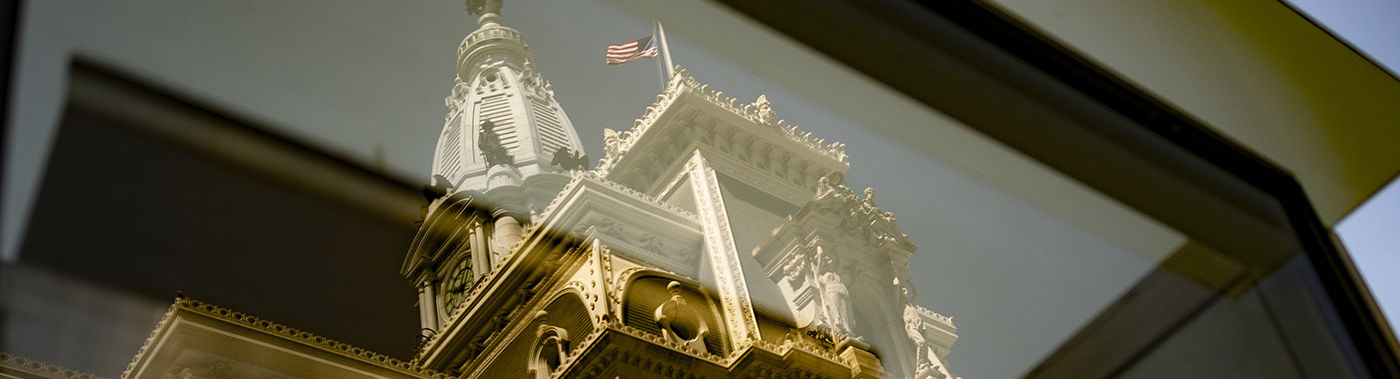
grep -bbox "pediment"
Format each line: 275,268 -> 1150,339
535,173 -> 705,276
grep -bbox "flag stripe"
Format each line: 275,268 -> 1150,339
604,49 -> 655,61
604,48 -> 657,65
607,41 -> 640,50
603,36 -> 657,66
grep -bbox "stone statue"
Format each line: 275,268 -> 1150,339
550,147 -> 589,171
905,305 -> 954,379
754,94 -> 776,125
602,128 -> 622,158
781,255 -> 808,287
813,250 -> 853,336
819,270 -> 853,336
904,306 -> 932,362
466,0 -> 503,16
478,120 -> 514,167
817,176 -> 835,199
816,172 -> 848,199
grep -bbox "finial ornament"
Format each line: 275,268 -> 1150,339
466,0 -> 503,16
467,0 -> 503,26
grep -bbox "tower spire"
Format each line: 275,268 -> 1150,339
430,0 -> 588,193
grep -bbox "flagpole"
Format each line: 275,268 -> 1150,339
656,20 -> 675,82
653,21 -> 665,92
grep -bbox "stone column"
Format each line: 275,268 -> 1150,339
471,222 -> 489,280
423,283 -> 439,329
434,282 -> 448,327
491,214 -> 522,269
417,285 -> 431,330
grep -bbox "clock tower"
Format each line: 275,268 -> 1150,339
404,0 -> 589,349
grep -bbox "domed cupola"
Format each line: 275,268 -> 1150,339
431,0 -> 588,193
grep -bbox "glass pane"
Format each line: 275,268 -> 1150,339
0,0 -> 1362,378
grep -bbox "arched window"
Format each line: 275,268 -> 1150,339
528,311 -> 571,379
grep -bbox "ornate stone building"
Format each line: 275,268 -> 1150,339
116,2 -> 960,378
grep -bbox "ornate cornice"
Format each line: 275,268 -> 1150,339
566,325 -> 850,377
570,348 -> 701,379
805,175 -> 915,249
122,299 -> 182,379
595,66 -> 848,176
1,352 -> 102,379
912,304 -> 956,329
458,26 -> 526,59
532,170 -> 699,232
126,297 -> 447,379
612,324 -> 727,364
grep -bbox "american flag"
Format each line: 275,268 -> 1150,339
605,36 -> 659,66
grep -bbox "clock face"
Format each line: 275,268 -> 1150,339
443,257 -> 473,314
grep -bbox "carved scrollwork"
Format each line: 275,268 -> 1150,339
0,352 -> 101,379
810,172 -> 913,249
653,281 -> 711,353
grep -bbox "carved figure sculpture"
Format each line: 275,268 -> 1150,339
816,172 -> 848,200
602,128 -> 622,158
904,306 -> 933,364
465,0 -> 503,16
819,270 -> 854,336
905,305 -> 953,379
754,94 -> 776,125
478,120 -> 514,167
550,147 -> 589,171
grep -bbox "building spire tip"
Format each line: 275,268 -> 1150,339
466,0 -> 503,27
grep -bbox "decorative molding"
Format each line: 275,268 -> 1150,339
458,26 -> 527,61
685,153 -> 761,348
911,304 -> 955,328
811,173 -> 914,249
534,171 -> 698,232
122,298 -> 182,378
595,67 -> 847,176
128,297 -> 449,379
1,352 -> 102,379
567,324 -> 852,376
609,266 -> 691,316
621,324 -> 727,364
